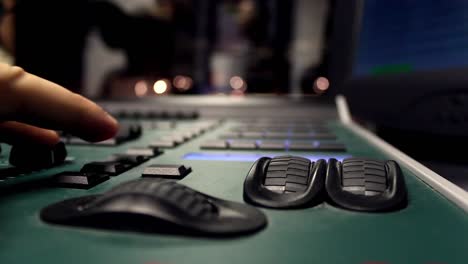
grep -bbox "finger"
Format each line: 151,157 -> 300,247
312,76 -> 330,95
0,63 -> 119,142
0,121 -> 60,146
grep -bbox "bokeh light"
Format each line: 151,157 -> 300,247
173,75 -> 193,91
134,80 -> 148,97
229,76 -> 246,91
153,79 -> 169,94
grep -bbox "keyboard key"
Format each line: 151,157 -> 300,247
296,132 -> 337,140
229,140 -> 258,150
125,147 -> 163,157
9,142 -> 67,170
116,122 -> 142,141
186,128 -> 202,137
69,137 -> 118,146
81,161 -> 128,176
161,135 -> 186,144
149,139 -> 178,148
67,122 -> 142,146
309,133 -> 337,139
54,171 -> 110,189
172,132 -> 195,141
200,140 -> 228,150
152,121 -> 176,130
106,154 -> 149,165
142,164 -> 192,179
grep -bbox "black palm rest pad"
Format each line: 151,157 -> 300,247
243,156 -> 326,208
326,158 -> 408,212
40,179 -> 267,237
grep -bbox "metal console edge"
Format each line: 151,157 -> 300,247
335,95 -> 468,213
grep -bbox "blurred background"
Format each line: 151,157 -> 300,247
0,0 -> 333,99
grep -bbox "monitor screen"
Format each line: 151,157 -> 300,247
352,0 -> 468,78
328,0 -> 468,130
328,0 -> 468,161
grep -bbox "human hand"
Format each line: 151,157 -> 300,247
0,63 -> 119,146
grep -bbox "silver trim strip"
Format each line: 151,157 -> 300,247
336,95 -> 468,213
336,95 -> 352,123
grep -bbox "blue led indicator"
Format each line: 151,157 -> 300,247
183,152 -> 349,162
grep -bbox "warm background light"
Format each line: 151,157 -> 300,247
230,76 -> 246,91
134,80 -> 148,97
153,79 -> 169,94
173,75 -> 193,91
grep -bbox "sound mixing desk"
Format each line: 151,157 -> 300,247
0,96 -> 466,263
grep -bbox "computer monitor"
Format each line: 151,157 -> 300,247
327,0 -> 468,158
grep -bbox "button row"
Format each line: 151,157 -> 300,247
231,121 -> 327,128
139,121 -> 177,131
0,165 -> 29,181
61,122 -> 142,146
142,164 -> 192,179
54,147 -> 162,189
9,142 -> 68,170
232,118 -> 326,124
0,142 -> 69,182
219,131 -> 336,140
150,121 -> 220,149
111,110 -> 199,120
201,140 -> 347,152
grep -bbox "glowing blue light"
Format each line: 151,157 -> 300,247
183,152 -> 350,162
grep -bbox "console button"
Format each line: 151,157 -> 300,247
229,140 -> 257,150
81,161 -> 128,176
54,172 -> 109,189
149,139 -> 178,148
142,164 -> 192,179
9,142 -> 67,169
106,154 -> 149,166
200,140 -> 229,149
125,147 -> 162,157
